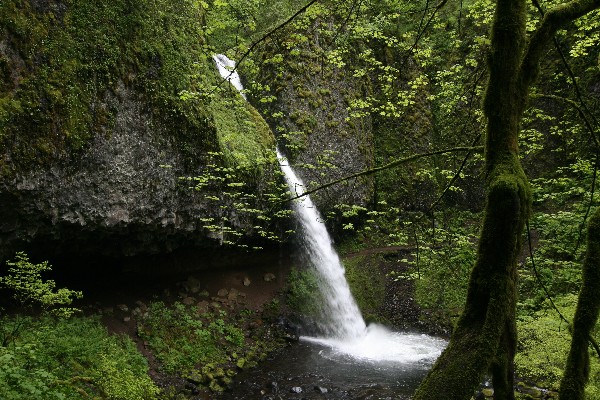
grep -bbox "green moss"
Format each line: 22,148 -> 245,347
0,0 -> 219,172
343,255 -> 386,322
210,95 -> 274,168
285,267 -> 324,317
517,294 -> 600,397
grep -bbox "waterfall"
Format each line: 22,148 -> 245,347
212,54 -> 246,99
212,54 -> 365,339
212,54 -> 445,362
277,149 -> 367,339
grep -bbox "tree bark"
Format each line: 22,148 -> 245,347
413,0 -> 600,399
414,2 -> 530,396
559,208 -> 600,400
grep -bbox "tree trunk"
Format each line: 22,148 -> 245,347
559,208 -> 600,399
413,0 -> 531,398
413,0 -> 600,398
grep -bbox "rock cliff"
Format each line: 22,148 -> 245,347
0,0 -> 275,260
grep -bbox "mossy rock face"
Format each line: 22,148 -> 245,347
343,254 -> 387,322
250,18 -> 374,216
0,0 -> 276,259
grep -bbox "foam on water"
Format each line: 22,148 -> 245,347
302,323 -> 445,364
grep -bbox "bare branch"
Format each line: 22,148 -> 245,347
282,146 -> 483,202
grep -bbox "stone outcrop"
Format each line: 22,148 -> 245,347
0,82 -> 219,259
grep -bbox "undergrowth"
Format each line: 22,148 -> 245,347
0,316 -> 158,400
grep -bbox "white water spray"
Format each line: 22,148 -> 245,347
213,54 -> 446,363
277,149 -> 367,339
212,54 -> 246,99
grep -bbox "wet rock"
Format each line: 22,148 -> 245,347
183,276 -> 202,293
264,273 -> 276,282
182,296 -> 195,306
228,288 -> 239,301
196,300 -> 209,315
290,386 -> 303,393
209,380 -> 224,392
481,388 -> 494,397
116,304 -> 128,312
135,300 -> 147,312
283,332 -> 299,342
315,386 -> 328,393
517,382 -> 543,398
243,277 -> 251,286
123,316 -> 131,322
212,297 -> 227,304
186,370 -> 207,385
218,288 -> 229,297
103,307 -> 114,314
269,381 -> 279,393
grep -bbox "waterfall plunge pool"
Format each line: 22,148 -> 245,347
220,330 -> 446,399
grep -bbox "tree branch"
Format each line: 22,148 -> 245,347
213,0 -> 320,90
427,134 -> 482,213
520,0 -> 600,88
531,93 -> 600,148
281,146 -> 483,202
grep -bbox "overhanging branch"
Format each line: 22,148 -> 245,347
520,0 -> 600,87
212,0 -> 320,91
281,146 -> 483,202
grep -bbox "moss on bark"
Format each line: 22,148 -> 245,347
559,208 -> 600,399
414,0 -> 531,398
415,0 -> 600,397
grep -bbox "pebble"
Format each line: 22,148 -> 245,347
243,277 -> 251,286
315,386 -> 328,393
291,386 -> 303,393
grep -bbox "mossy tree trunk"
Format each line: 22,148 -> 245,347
559,208 -> 600,399
413,1 -> 600,399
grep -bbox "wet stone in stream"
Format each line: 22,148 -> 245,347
217,341 -> 437,399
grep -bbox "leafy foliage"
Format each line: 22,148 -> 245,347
183,151 -> 294,249
0,252 -> 82,317
0,317 -> 158,400
516,294 -> 600,397
138,301 -> 249,375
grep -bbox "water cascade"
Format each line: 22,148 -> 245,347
277,149 -> 367,339
213,54 -> 445,365
212,54 -> 246,99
